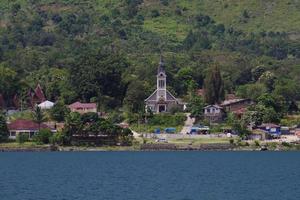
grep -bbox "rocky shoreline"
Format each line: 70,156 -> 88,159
1,142 -> 300,152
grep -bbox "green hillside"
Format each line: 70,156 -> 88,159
140,0 -> 300,41
0,0 -> 300,114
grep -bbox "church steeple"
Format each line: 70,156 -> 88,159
157,54 -> 166,74
157,56 -> 167,101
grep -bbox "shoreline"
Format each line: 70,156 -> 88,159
1,142 -> 299,152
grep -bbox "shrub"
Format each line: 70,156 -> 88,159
282,142 -> 291,147
50,132 -> 64,145
33,129 -> 52,144
254,140 -> 260,147
16,134 -> 29,144
148,113 -> 186,126
151,10 -> 160,18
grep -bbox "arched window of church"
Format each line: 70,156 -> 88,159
159,80 -> 165,88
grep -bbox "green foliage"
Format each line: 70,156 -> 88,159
254,140 -> 260,147
50,101 -> 70,122
50,132 -> 64,145
16,133 -> 29,144
33,128 -> 52,144
147,113 -> 186,127
204,65 -> 224,104
0,65 -> 18,107
0,0 -> 299,125
62,111 -> 132,145
123,80 -> 147,113
236,83 -> 267,101
32,106 -> 45,129
0,113 -> 9,142
227,113 -> 250,136
187,95 -> 204,120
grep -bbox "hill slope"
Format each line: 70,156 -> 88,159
0,0 -> 300,111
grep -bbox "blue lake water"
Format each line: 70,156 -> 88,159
0,152 -> 299,200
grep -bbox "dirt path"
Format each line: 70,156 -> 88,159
180,113 -> 195,134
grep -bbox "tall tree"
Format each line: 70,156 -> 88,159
50,101 -> 70,122
204,65 -> 224,104
32,106 -> 45,130
0,113 -> 9,142
123,80 -> 147,113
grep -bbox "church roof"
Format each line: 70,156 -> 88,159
145,89 -> 178,102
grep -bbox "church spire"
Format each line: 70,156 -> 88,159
158,54 -> 165,74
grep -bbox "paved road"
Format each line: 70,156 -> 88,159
180,113 -> 195,134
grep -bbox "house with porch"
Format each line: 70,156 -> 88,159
7,119 -> 56,139
204,105 -> 225,123
145,57 -> 183,113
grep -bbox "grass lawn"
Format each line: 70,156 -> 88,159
0,142 -> 46,148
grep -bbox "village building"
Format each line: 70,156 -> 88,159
256,123 -> 281,138
145,57 -> 183,113
29,84 -> 46,107
204,96 -> 254,123
221,98 -> 253,112
68,101 -> 97,114
38,100 -> 54,110
7,119 -> 56,139
221,98 -> 254,118
203,105 -> 225,123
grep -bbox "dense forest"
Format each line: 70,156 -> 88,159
1,0 -> 300,114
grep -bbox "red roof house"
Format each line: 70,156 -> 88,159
7,119 -> 55,139
68,102 -> 97,114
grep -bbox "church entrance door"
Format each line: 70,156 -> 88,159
158,105 -> 166,113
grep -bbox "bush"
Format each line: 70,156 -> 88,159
254,140 -> 260,147
33,129 -> 53,144
148,113 -> 186,126
151,10 -> 160,18
282,142 -> 291,147
50,132 -> 64,145
16,134 -> 29,144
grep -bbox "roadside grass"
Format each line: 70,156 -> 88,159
0,142 -> 45,148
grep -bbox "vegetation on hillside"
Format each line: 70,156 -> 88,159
0,0 -> 299,122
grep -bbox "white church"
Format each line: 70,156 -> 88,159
145,57 -> 184,113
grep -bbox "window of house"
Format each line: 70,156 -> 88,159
10,132 -> 16,137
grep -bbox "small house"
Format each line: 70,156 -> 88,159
257,123 -> 281,137
68,102 -> 97,114
221,99 -> 253,115
7,119 -> 56,139
204,105 -> 224,123
38,100 -> 54,110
